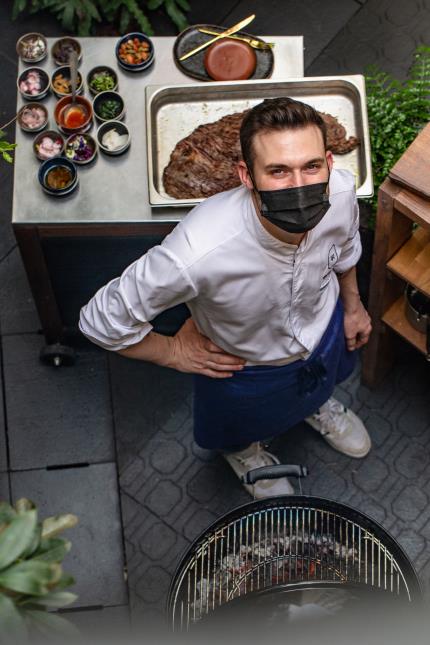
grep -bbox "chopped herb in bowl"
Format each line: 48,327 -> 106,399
98,99 -> 121,120
89,71 -> 116,93
93,91 -> 125,122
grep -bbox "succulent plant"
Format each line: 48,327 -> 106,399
0,498 -> 79,642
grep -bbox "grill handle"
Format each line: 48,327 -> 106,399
243,464 -> 308,485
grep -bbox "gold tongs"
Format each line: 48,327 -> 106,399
198,28 -> 274,50
179,14 -> 256,61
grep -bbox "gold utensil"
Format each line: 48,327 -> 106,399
179,14 -> 256,61
198,28 -> 274,50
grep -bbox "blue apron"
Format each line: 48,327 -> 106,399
193,300 -> 356,449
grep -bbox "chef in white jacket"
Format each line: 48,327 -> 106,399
80,97 -> 372,498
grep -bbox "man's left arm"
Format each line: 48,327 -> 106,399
337,266 -> 372,351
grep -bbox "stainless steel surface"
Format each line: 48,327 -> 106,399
170,505 -> 411,631
179,14 -> 256,61
13,36 -> 304,225
147,75 -> 373,207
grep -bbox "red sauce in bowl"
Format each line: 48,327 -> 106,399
62,105 -> 87,129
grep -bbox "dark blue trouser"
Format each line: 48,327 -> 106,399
193,300 -> 356,449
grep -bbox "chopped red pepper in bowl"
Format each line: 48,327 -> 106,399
115,32 -> 154,72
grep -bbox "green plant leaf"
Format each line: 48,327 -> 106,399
0,502 -> 16,527
0,560 -> 56,596
0,592 -> 28,643
21,591 -> 77,608
175,0 -> 190,11
147,0 -> 164,9
26,609 -> 81,638
84,0 -> 102,20
33,537 -> 71,563
54,573 -> 76,590
15,499 -> 35,514
20,524 -> 42,560
0,510 -> 38,571
164,0 -> 188,32
119,6 -> 131,34
12,0 -> 28,21
41,514 -> 78,539
128,0 -> 153,35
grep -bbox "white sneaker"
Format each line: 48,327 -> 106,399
223,442 -> 294,499
305,397 -> 371,458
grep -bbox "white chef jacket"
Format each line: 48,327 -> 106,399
79,168 -> 361,366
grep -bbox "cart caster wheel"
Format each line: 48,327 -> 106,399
39,344 -> 76,367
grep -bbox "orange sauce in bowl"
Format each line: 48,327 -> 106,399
63,105 -> 87,129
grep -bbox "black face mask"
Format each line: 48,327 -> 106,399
257,180 -> 331,234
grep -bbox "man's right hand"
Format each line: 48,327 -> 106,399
168,318 -> 245,378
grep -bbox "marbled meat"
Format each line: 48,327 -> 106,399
162,109 -> 359,200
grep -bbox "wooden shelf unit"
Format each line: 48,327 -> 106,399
386,227 -> 430,297
362,123 -> 430,386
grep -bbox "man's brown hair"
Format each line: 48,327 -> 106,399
240,97 -> 327,171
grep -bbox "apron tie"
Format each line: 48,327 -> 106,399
297,357 -> 327,396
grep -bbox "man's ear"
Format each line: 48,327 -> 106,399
237,161 -> 254,190
326,150 -> 334,173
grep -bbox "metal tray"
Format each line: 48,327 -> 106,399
146,76 -> 373,207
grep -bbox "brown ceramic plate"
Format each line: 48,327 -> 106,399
173,24 -> 274,82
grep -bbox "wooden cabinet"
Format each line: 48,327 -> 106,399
361,124 -> 430,387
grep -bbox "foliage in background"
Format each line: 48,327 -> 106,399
365,45 -> 430,222
12,0 -> 191,36
0,130 -> 17,163
0,498 -> 79,643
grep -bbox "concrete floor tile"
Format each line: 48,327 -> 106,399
62,604 -> 131,641
0,473 -> 10,501
3,334 -> 114,469
0,365 -> 7,472
306,0 -> 430,79
224,0 -> 359,67
109,353 -> 192,472
10,463 -> 127,608
0,246 -> 41,335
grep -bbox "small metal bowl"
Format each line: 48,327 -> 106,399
54,95 -> 93,135
405,284 -> 430,334
97,121 -> 130,156
51,37 -> 82,66
51,66 -> 84,98
17,67 -> 50,101
87,66 -> 118,95
93,91 -> 125,123
33,130 -> 65,161
38,157 -> 78,197
65,133 -> 97,165
16,32 -> 48,64
17,103 -> 48,133
115,32 -> 154,73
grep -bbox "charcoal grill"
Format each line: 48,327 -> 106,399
168,466 -> 421,634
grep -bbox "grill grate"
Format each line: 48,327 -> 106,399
170,504 -> 413,631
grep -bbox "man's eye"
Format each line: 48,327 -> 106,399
271,168 -> 286,175
306,164 -> 321,171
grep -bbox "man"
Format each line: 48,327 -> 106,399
80,97 -> 372,498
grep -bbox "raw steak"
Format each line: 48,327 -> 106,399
162,109 -> 359,199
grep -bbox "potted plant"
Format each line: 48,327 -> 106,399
364,44 -> 430,227
12,0 -> 191,36
0,498 -> 79,642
